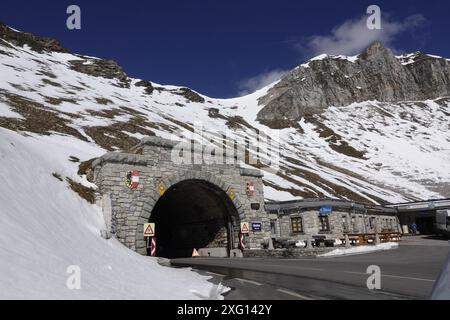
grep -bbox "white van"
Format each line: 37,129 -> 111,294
435,210 -> 450,237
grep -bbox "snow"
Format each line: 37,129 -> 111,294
318,243 -> 399,257
0,128 -> 221,299
0,101 -> 23,118
308,53 -> 359,63
397,53 -> 445,65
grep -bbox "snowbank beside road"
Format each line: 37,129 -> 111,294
0,129 -> 220,300
318,243 -> 399,258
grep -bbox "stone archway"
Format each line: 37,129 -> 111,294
134,171 -> 244,257
149,179 -> 240,258
92,137 -> 269,255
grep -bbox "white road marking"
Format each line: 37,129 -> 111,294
344,271 -> 435,282
234,278 -> 263,286
277,289 -> 313,300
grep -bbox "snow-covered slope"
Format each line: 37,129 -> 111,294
0,23 -> 449,297
0,128 -> 221,299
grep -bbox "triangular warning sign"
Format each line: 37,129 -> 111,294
143,223 -> 155,237
241,222 -> 249,233
192,249 -> 200,257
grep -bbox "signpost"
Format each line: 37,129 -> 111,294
319,206 -> 333,215
143,223 -> 156,237
228,187 -> 237,201
150,238 -> 156,257
240,222 -> 249,251
246,181 -> 255,197
240,222 -> 250,234
251,222 -> 262,232
144,223 -> 156,257
126,171 -> 140,189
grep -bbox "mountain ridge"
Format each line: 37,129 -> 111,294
0,22 -> 449,204
257,41 -> 450,125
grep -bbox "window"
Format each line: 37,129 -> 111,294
284,208 -> 300,215
319,215 -> 330,232
369,217 -> 375,229
342,215 -> 348,232
291,217 -> 303,233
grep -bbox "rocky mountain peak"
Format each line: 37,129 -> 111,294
360,41 -> 392,59
0,21 -> 69,53
257,42 -> 450,126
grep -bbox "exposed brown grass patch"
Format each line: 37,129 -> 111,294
164,116 -> 195,132
0,90 -> 86,140
42,95 -> 78,106
304,115 -> 366,159
208,108 -> 228,120
225,116 -> 253,130
95,97 -> 113,105
84,118 -> 155,151
85,108 -> 123,119
78,158 -> 96,182
42,78 -> 62,87
37,70 -> 57,79
66,177 -> 96,204
135,80 -> 154,95
173,88 -> 205,103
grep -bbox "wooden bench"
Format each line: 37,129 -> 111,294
343,232 -> 402,246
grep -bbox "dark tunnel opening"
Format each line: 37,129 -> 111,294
148,180 -> 238,258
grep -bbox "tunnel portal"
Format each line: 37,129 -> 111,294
92,137 -> 269,256
149,179 -> 238,258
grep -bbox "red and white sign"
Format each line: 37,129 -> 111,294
151,238 -> 156,257
239,233 -> 246,251
126,171 -> 140,189
192,248 -> 200,257
143,223 -> 155,237
246,181 -> 255,197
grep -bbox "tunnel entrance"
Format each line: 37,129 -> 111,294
148,179 -> 239,258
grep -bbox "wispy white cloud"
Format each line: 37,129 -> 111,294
237,69 -> 288,96
299,14 -> 427,57
236,13 -> 426,96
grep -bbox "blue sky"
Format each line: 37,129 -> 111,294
1,0 -> 449,98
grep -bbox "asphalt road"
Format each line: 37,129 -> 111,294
171,236 -> 450,300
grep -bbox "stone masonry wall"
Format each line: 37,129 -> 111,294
276,209 -> 401,241
92,137 -> 270,256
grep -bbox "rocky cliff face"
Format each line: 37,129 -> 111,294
0,21 -> 68,53
257,42 -> 450,125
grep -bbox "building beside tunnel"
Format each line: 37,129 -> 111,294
92,137 -> 270,258
266,199 -> 401,244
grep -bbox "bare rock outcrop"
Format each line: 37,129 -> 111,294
257,42 -> 450,125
